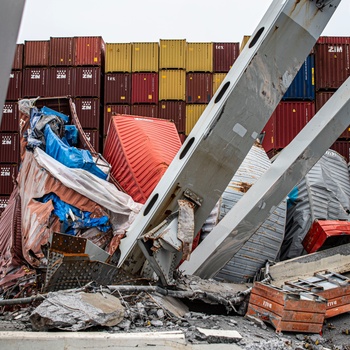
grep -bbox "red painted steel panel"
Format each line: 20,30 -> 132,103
74,98 -> 100,129
330,141 -> 350,162
0,164 -> 18,194
48,67 -> 75,96
0,195 -> 10,216
24,40 -> 49,67
104,73 -> 131,104
6,71 -> 22,101
82,129 -> 100,153
74,67 -> 101,97
261,116 -> 274,154
186,73 -> 213,103
131,104 -> 158,118
49,37 -> 74,66
12,44 -> 24,70
74,36 -> 105,66
22,68 -> 48,98
315,37 -> 350,91
158,101 -> 186,133
1,102 -> 19,132
103,104 -> 131,135
103,115 -> 182,203
213,42 -> 240,72
0,133 -> 19,163
131,73 -> 158,104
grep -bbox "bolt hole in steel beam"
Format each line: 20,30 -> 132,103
249,27 -> 265,49
214,81 -> 230,104
143,193 -> 159,216
180,137 -> 195,160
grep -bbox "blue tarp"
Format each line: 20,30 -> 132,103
64,125 -> 78,146
41,106 -> 70,124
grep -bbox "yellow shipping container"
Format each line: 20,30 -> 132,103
105,43 -> 132,73
132,42 -> 159,72
186,42 -> 213,72
213,73 -> 227,94
159,39 -> 186,69
240,35 -> 251,53
159,70 -> 186,101
185,104 -> 207,135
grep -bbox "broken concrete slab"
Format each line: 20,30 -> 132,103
196,327 -> 242,343
151,293 -> 189,318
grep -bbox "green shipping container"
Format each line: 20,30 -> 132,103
186,42 -> 213,72
159,70 -> 186,101
132,42 -> 159,72
105,43 -> 132,73
159,39 -> 186,69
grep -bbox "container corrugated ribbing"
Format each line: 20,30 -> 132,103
132,42 -> 159,72
131,73 -> 158,104
186,42 -> 213,72
103,104 -> 131,136
158,101 -> 186,134
48,67 -> 74,96
1,102 -> 19,132
104,73 -> 131,104
185,104 -> 207,135
105,43 -> 132,73
6,71 -> 22,101
22,68 -> 47,98
213,73 -> 227,94
74,98 -> 100,129
186,73 -> 213,104
12,44 -> 24,70
131,104 -> 158,118
0,164 -> 18,195
159,39 -> 186,69
82,129 -> 100,153
74,36 -> 105,66
103,114 -> 181,203
74,67 -> 101,97
0,196 -> 10,216
24,40 -> 49,67
330,141 -> 350,162
159,70 -> 186,101
49,37 -> 74,66
0,132 -> 19,163
213,42 -> 239,73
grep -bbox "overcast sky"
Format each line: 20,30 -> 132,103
17,0 -> 349,44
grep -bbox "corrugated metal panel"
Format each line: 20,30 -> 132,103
132,42 -> 159,72
74,36 -> 105,66
103,104 -> 131,136
22,68 -> 48,98
186,73 -> 213,103
159,69 -> 186,101
315,36 -> 350,90
213,42 -> 239,73
159,39 -> 186,69
74,67 -> 101,97
1,102 -> 19,132
131,73 -> 158,104
105,43 -> 132,73
82,129 -> 100,153
104,73 -> 131,104
74,98 -> 100,129
49,37 -> 74,66
12,44 -> 24,70
158,101 -> 186,133
0,195 -> 10,216
0,164 -> 18,194
24,40 -> 49,67
0,133 -> 19,163
103,114 -> 181,203
186,42 -> 213,72
330,141 -> 350,162
131,104 -> 158,118
6,71 -> 22,101
282,55 -> 315,100
212,73 -> 227,94
48,67 -> 74,96
185,104 -> 207,135
240,35 -> 251,53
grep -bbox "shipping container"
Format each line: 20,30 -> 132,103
179,133 -> 187,144
159,69 -> 186,101
240,35 -> 251,53
158,101 -> 186,133
185,104 -> 207,135
103,104 -> 131,135
131,104 -> 158,118
0,133 -> 19,163
74,36 -> 105,66
315,36 -> 350,91
0,164 -> 18,195
6,70 -> 22,101
105,43 -> 132,73
282,55 -> 315,100
82,129 -> 100,153
1,102 -> 19,132
330,141 -> 350,162
48,67 -> 74,96
24,40 -> 49,67
0,196 -> 10,216
213,73 -> 227,94
159,39 -> 186,69
132,42 -> 159,72
131,73 -> 158,104
74,98 -> 100,129
104,73 -> 131,104
186,73 -> 213,103
186,42 -> 213,72
74,67 -> 101,97
49,37 -> 74,66
213,42 -> 239,73
12,44 -> 24,70
22,68 -> 48,98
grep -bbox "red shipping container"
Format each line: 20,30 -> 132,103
103,115 -> 181,203
261,116 -> 274,154
74,36 -> 105,66
82,129 -> 100,153
131,104 -> 158,118
48,67 -> 74,96
0,195 -> 10,216
12,44 -> 24,70
49,37 -> 74,66
74,67 -> 101,97
1,102 -> 19,132
104,73 -> 131,104
131,73 -> 158,104
213,42 -> 240,73
330,141 -> 350,162
74,98 -> 100,129
0,164 -> 18,195
22,68 -> 48,98
103,104 -> 131,135
158,101 -> 186,133
186,73 -> 213,103
0,133 -> 19,163
6,71 -> 22,101
24,40 -> 49,67
315,36 -> 350,91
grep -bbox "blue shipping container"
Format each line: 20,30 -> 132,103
282,55 -> 315,101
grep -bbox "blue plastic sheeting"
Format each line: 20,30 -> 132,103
64,125 -> 78,146
44,125 -> 107,180
287,186 -> 299,209
37,193 -> 111,235
41,106 -> 70,124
